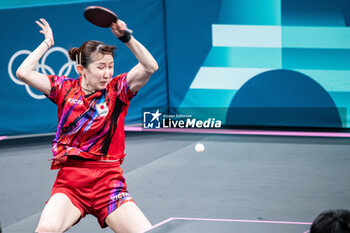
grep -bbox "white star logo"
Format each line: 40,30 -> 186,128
150,109 -> 162,122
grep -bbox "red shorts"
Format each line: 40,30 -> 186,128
49,157 -> 135,228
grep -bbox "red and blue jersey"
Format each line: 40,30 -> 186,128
47,73 -> 136,169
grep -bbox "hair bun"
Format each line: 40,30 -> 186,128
68,47 -> 79,61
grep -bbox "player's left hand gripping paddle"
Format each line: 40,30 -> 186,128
83,6 -> 133,34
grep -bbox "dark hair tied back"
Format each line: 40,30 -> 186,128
68,47 -> 79,61
68,41 -> 116,68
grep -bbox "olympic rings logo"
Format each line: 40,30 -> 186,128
8,47 -> 78,99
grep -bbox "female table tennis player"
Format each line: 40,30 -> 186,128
16,18 -> 158,233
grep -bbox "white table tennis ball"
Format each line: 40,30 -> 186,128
195,143 -> 205,152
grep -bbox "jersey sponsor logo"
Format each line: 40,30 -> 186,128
110,192 -> 130,202
8,47 -> 78,100
67,97 -> 83,106
96,102 -> 109,117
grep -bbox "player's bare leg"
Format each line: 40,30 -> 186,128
106,202 -> 152,233
35,193 -> 81,232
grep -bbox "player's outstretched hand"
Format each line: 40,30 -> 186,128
35,18 -> 54,47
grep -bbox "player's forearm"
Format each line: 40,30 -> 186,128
16,39 -> 51,80
125,36 -> 158,74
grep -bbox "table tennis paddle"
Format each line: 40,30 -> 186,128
84,6 -> 133,33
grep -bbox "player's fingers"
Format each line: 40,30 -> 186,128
118,20 -> 128,30
111,22 -> 118,29
40,18 -> 49,27
42,19 -> 53,34
118,24 -> 128,33
118,19 -> 126,26
35,20 -> 45,29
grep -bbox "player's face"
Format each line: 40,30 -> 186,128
85,53 -> 114,91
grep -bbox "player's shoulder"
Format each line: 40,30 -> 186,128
48,75 -> 79,85
115,72 -> 128,79
113,72 -> 128,81
108,73 -> 128,86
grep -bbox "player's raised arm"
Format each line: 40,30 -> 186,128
111,20 -> 158,93
16,18 -> 54,96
